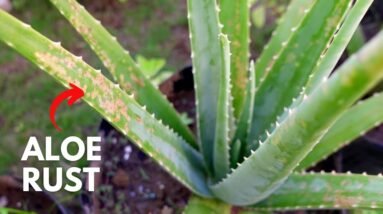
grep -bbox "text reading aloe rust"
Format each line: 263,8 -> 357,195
21,136 -> 101,192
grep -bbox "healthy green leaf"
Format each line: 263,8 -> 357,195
247,0 -> 351,151
347,26 -> 366,56
297,92 -> 383,171
0,10 -> 211,197
219,0 -> 250,118
0,208 -> 35,214
213,34 -> 232,181
230,60 -> 256,166
305,0 -> 373,94
239,210 -> 273,214
187,0 -> 224,173
352,210 -> 383,214
49,0 -> 196,147
254,0 -> 315,84
210,31 -> 383,205
254,173 -> 383,210
184,196 -> 231,214
270,0 -> 373,136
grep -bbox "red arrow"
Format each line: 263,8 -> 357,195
49,83 -> 84,131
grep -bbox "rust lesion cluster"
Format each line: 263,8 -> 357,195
35,51 -> 72,84
130,73 -> 145,88
332,193 -> 363,208
35,45 -> 132,129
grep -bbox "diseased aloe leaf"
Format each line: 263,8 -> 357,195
247,0 -> 351,151
219,0 -> 250,119
305,0 -> 373,94
213,34 -> 232,181
187,0 -> 224,173
231,60 -> 256,166
297,92 -> 383,171
253,173 -> 383,210
49,0 -> 196,147
254,0 -> 315,84
184,196 -> 231,214
0,10 -> 211,197
210,31 -> 383,205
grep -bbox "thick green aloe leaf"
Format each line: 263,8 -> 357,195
187,0 -> 225,173
239,210 -> 272,214
305,0 -> 373,94
352,210 -> 383,214
247,0 -> 351,150
219,0 -> 250,118
0,208 -> 34,214
210,31 -> 383,205
0,10 -> 211,197
184,197 -> 231,214
254,0 -> 315,84
297,92 -> 383,171
347,26 -> 366,55
230,61 -> 256,166
213,34 -> 232,181
49,0 -> 196,147
275,0 -> 373,127
254,173 -> 383,210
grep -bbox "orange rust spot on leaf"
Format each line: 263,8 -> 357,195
332,192 -> 362,207
130,73 -> 145,87
135,115 -> 143,124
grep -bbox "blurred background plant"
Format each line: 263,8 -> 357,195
0,0 -> 11,11
250,0 -> 289,58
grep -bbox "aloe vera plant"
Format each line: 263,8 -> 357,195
1,0 -> 383,212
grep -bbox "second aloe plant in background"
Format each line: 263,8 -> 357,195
1,0 -> 383,212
